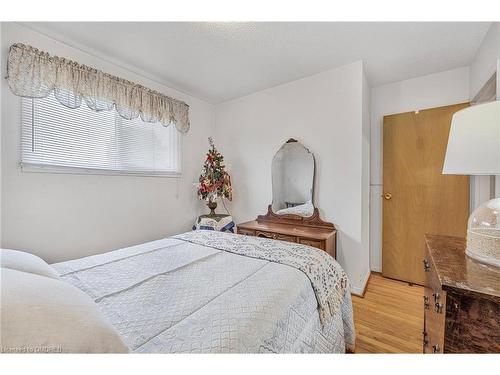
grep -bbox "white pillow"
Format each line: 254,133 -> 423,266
0,248 -> 60,280
0,268 -> 129,353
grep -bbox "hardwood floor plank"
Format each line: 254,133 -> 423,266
352,273 -> 424,353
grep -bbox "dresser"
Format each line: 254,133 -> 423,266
423,234 -> 500,353
237,205 -> 337,259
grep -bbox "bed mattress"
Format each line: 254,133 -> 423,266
52,233 -> 355,353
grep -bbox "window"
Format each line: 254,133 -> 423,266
21,93 -> 181,176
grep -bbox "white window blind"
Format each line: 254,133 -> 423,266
21,93 -> 181,176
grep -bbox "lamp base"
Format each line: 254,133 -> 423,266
207,201 -> 217,216
465,246 -> 500,268
466,197 -> 500,268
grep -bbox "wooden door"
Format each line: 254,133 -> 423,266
382,103 -> 470,285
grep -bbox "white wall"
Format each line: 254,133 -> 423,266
469,22 -> 500,203
370,67 -> 470,272
1,23 -> 215,263
0,23 -> 2,246
215,61 -> 370,294
470,23 -> 500,100
469,22 -> 500,197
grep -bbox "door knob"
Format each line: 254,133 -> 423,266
383,193 -> 392,200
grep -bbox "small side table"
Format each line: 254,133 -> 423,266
193,214 -> 235,233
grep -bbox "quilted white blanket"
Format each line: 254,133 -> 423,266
52,231 -> 355,353
174,230 -> 349,326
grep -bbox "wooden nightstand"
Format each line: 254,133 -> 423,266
193,214 -> 235,233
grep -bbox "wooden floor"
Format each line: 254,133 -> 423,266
352,273 -> 424,353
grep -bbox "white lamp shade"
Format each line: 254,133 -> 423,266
443,101 -> 500,175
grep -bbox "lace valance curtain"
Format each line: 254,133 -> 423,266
7,43 -> 190,133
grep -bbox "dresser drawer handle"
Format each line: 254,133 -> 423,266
432,345 -> 440,353
423,259 -> 430,272
422,331 -> 429,347
432,292 -> 440,302
423,296 -> 430,310
434,302 -> 443,314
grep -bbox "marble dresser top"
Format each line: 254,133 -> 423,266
425,234 -> 500,299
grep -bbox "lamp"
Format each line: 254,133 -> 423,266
443,100 -> 500,267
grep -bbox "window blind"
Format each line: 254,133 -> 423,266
21,93 -> 181,176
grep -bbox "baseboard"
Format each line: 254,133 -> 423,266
371,265 -> 382,273
350,269 -> 371,297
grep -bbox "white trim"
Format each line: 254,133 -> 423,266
350,269 -> 371,297
21,162 -> 181,178
471,73 -> 496,104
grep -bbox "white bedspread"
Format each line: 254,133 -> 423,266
52,233 -> 355,353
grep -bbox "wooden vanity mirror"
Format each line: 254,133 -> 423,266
271,138 -> 315,217
237,138 -> 337,258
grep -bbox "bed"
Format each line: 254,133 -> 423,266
51,230 -> 355,353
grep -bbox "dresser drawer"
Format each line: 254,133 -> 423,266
423,286 -> 446,353
424,246 -> 442,292
236,221 -> 336,259
423,245 -> 446,353
237,228 -> 255,236
255,231 -> 297,243
255,230 -> 274,239
298,237 -> 325,250
275,234 -> 297,243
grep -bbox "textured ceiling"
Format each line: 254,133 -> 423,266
23,22 -> 491,103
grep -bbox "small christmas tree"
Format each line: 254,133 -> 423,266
197,137 -> 232,215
